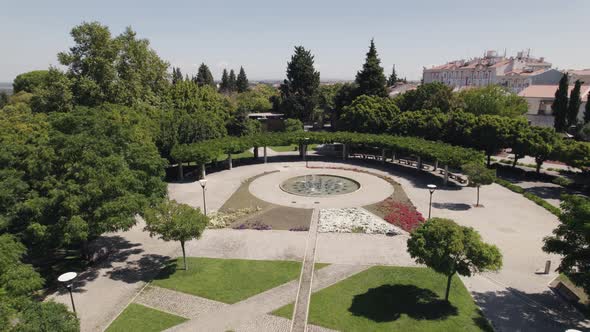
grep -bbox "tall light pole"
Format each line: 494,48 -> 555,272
199,179 -> 207,216
58,272 -> 78,316
427,184 -> 437,219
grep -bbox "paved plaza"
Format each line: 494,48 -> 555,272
50,157 -> 590,332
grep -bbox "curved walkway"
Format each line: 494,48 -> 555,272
50,158 -> 589,331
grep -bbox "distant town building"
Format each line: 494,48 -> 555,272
423,50 -> 556,93
518,85 -> 590,127
567,69 -> 590,84
388,83 -> 418,98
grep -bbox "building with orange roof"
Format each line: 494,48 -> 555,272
518,84 -> 590,127
423,50 -> 555,93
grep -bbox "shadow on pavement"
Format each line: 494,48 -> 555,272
105,254 -> 171,284
348,284 -> 458,322
472,287 -> 589,332
431,202 -> 472,211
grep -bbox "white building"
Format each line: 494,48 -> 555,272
568,69 -> 590,84
423,50 -> 555,93
518,85 -> 590,127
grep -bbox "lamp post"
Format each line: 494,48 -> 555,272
427,184 -> 437,219
58,272 -> 78,316
304,137 -> 310,168
199,179 -> 207,216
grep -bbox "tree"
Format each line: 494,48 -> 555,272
527,126 -> 560,173
172,67 -> 183,85
219,69 -> 230,93
585,91 -> 590,124
228,69 -> 237,93
407,218 -> 502,302
195,63 -> 214,87
236,66 -> 249,93
471,115 -> 511,166
13,70 -> 50,93
0,92 -> 8,108
462,162 -> 496,207
30,68 -> 74,113
284,118 -> 303,132
552,73 -> 569,132
58,22 -> 169,107
355,39 -> 387,97
506,119 -> 533,167
394,82 -> 455,113
567,79 -> 582,128
13,301 -> 79,332
543,194 -> 590,295
387,65 -> 398,87
278,46 -> 320,122
339,95 -> 399,133
458,85 -> 528,117
144,199 -> 208,270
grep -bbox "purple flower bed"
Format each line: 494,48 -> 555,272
232,222 -> 272,230
289,226 -> 309,232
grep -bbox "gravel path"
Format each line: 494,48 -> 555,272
290,209 -> 319,332
135,286 -> 226,319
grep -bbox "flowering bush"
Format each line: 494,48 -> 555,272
208,207 -> 261,228
232,222 -> 271,230
289,226 -> 309,231
381,200 -> 425,232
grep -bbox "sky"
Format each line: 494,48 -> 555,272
1,0 -> 588,82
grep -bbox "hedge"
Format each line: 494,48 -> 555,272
170,131 -> 484,168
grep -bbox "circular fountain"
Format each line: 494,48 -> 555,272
279,174 -> 360,197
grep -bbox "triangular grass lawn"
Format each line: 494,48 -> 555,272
106,303 -> 187,332
152,257 -> 310,304
274,266 -> 492,332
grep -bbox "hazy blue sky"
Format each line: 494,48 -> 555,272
1,0 -> 588,82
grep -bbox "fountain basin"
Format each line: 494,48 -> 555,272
279,174 -> 360,197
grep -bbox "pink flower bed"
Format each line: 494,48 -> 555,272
380,200 -> 425,232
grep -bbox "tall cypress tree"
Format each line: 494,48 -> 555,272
355,39 -> 387,97
195,63 -> 214,87
279,46 -> 321,122
585,91 -> 590,124
387,64 -> 398,87
567,80 -> 582,127
219,69 -> 229,93
228,69 -> 237,93
172,67 -> 183,85
236,66 -> 249,93
552,73 -> 569,132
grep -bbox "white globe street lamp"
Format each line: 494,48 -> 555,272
199,179 -> 208,216
58,272 -> 78,316
427,184 -> 437,219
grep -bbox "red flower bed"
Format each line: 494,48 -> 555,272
381,200 -> 425,232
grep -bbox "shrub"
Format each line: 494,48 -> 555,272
380,200 -> 425,232
552,176 -> 573,187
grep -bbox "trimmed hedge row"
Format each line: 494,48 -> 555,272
171,132 -> 484,168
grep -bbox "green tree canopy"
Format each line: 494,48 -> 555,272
58,22 -> 169,107
543,194 -> 590,295
462,162 -> 496,206
458,85 -> 528,117
228,69 -> 237,93
279,46 -> 320,122
172,67 -> 183,85
219,69 -> 230,93
394,82 -> 455,113
355,39 -> 387,97
144,199 -> 208,270
13,70 -> 50,94
552,73 -> 569,132
387,65 -> 398,87
567,79 -> 582,128
195,63 -> 215,87
236,66 -> 249,93
339,95 -> 399,133
407,218 -> 502,301
585,90 -> 590,124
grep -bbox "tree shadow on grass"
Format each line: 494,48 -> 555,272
348,284 -> 458,322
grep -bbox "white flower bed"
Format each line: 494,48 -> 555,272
318,208 -> 402,235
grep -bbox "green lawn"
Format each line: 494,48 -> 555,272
274,266 -> 492,332
106,303 -> 187,332
269,144 -> 317,152
216,150 -> 254,162
152,257 -> 305,304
